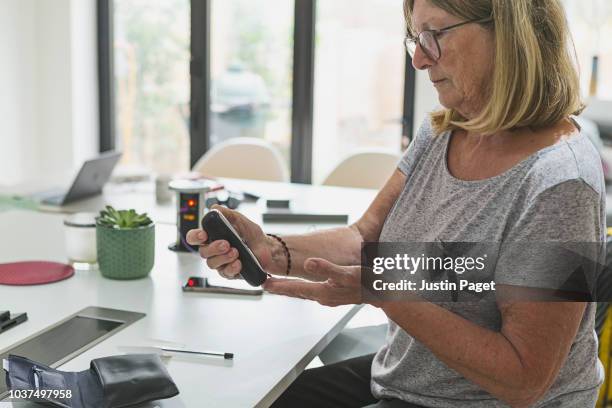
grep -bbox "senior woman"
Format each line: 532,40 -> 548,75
188,0 -> 605,406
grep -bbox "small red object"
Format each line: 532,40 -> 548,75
187,199 -> 197,208
0,262 -> 74,286
188,279 -> 195,287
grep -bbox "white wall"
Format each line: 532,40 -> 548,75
413,70 -> 438,136
584,99 -> 612,127
0,1 -> 40,186
70,0 -> 100,164
0,0 -> 98,187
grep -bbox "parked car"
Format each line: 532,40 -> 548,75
210,64 -> 271,145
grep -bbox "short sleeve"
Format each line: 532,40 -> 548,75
397,118 -> 435,176
494,179 -> 604,291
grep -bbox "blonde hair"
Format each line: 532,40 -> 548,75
404,0 -> 584,135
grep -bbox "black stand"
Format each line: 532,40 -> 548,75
0,311 -> 28,335
168,243 -> 198,253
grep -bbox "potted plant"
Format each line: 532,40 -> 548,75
96,206 -> 155,280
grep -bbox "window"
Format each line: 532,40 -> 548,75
563,0 -> 612,100
210,0 -> 295,170
113,0 -> 191,174
101,0 -> 415,182
312,0 -> 407,183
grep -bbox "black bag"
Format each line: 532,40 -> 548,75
4,354 -> 179,408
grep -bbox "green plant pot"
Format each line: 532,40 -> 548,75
96,223 -> 155,280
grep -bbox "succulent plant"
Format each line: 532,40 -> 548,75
96,206 -> 153,229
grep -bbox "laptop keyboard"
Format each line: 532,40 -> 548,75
41,195 -> 65,206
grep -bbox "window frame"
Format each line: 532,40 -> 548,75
97,0 -> 115,153
97,0 -> 416,182
190,0 -> 212,167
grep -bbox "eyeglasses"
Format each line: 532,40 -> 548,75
405,18 -> 493,62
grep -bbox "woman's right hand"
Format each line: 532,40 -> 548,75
186,205 -> 276,279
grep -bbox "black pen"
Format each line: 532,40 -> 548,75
160,347 -> 234,360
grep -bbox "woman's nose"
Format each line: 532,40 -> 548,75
412,43 -> 434,71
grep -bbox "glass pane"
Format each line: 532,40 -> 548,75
313,0 -> 406,184
210,0 -> 294,171
114,0 -> 191,174
562,0 -> 612,100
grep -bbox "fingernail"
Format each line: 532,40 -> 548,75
306,260 -> 317,271
220,241 -> 229,250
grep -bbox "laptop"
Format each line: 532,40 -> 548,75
33,151 -> 122,206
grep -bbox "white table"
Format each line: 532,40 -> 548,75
0,180 -> 379,407
2,178 -> 378,228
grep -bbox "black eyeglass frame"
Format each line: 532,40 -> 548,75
405,17 -> 493,61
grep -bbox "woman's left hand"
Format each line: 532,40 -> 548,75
263,258 -> 364,307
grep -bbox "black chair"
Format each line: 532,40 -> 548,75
595,235 -> 612,337
594,235 -> 612,407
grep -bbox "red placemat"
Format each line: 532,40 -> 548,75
0,262 -> 74,286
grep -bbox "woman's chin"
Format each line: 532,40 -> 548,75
437,95 -> 452,109
436,93 -> 460,111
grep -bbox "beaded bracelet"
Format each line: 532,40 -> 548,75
267,234 -> 291,276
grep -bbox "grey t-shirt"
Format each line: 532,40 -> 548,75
371,117 -> 606,407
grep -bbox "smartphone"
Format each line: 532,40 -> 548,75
201,209 -> 268,286
183,277 -> 263,296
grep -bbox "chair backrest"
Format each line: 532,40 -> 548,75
595,236 -> 612,338
192,137 -> 289,182
322,150 -> 401,189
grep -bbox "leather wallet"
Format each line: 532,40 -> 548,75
4,354 -> 179,408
